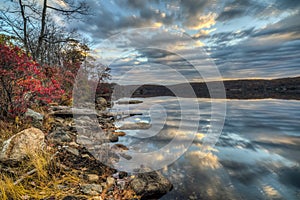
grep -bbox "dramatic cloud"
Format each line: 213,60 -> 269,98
65,0 -> 300,81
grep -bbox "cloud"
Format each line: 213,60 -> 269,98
252,11 -> 300,38
274,0 -> 300,10
206,9 -> 300,79
216,0 -> 253,21
69,0 -> 300,81
185,13 -> 217,30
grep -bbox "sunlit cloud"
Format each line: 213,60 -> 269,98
57,0 -> 300,80
185,13 -> 217,30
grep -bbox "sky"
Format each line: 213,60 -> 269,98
4,0 -> 300,84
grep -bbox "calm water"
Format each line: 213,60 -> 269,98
111,97 -> 300,200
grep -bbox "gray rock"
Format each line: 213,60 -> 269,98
47,130 -> 72,144
64,146 -> 79,157
80,184 -> 102,195
0,128 -> 45,162
130,168 -> 173,200
25,108 -> 44,121
119,122 -> 151,130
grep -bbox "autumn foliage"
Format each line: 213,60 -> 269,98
0,43 -> 64,119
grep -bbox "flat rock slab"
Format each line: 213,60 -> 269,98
119,122 -> 151,130
116,100 -> 143,104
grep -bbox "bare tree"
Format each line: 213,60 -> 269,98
0,0 -> 89,64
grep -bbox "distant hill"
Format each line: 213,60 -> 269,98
109,77 -> 300,100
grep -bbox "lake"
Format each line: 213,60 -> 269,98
110,97 -> 300,200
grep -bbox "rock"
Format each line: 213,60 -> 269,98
108,133 -> 118,143
119,122 -> 151,130
25,109 -> 44,128
112,144 -> 129,151
64,146 -> 80,157
0,128 -> 45,162
62,196 -> 87,200
112,131 -> 126,137
116,100 -> 143,104
25,108 -> 44,121
47,129 -> 72,144
106,177 -> 115,186
96,97 -> 107,111
80,184 -> 102,195
84,174 -> 99,182
120,153 -> 132,160
49,107 -> 99,118
130,168 -> 173,200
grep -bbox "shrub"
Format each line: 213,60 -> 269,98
0,43 -> 64,119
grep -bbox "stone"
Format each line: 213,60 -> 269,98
25,109 -> 44,128
49,107 -> 99,118
106,177 -> 115,186
120,153 -> 132,160
108,133 -> 118,143
112,131 -> 126,137
64,146 -> 80,157
130,168 -> 173,200
47,130 -> 72,144
116,100 -> 143,105
96,97 -> 107,106
0,128 -> 45,162
96,97 -> 107,111
63,196 -> 88,200
119,122 -> 151,130
25,108 -> 44,121
112,144 -> 129,151
80,184 -> 102,195
84,174 -> 99,182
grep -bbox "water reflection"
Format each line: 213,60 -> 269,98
111,98 -> 300,199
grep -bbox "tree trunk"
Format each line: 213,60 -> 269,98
36,0 -> 47,63
18,0 -> 29,55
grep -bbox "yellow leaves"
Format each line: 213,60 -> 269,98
15,116 -> 20,124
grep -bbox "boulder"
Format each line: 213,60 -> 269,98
0,127 -> 45,162
130,168 -> 173,200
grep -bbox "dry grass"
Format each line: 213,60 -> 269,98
0,145 -> 140,199
0,109 -> 140,199
0,119 -> 32,145
0,147 -> 85,199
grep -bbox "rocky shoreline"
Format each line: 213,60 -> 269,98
0,97 -> 172,200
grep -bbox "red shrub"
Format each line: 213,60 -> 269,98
0,43 -> 64,119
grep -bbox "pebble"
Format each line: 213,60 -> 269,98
80,184 -> 102,195
64,146 -> 80,156
84,174 -> 99,182
106,177 -> 115,186
112,131 -> 126,136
